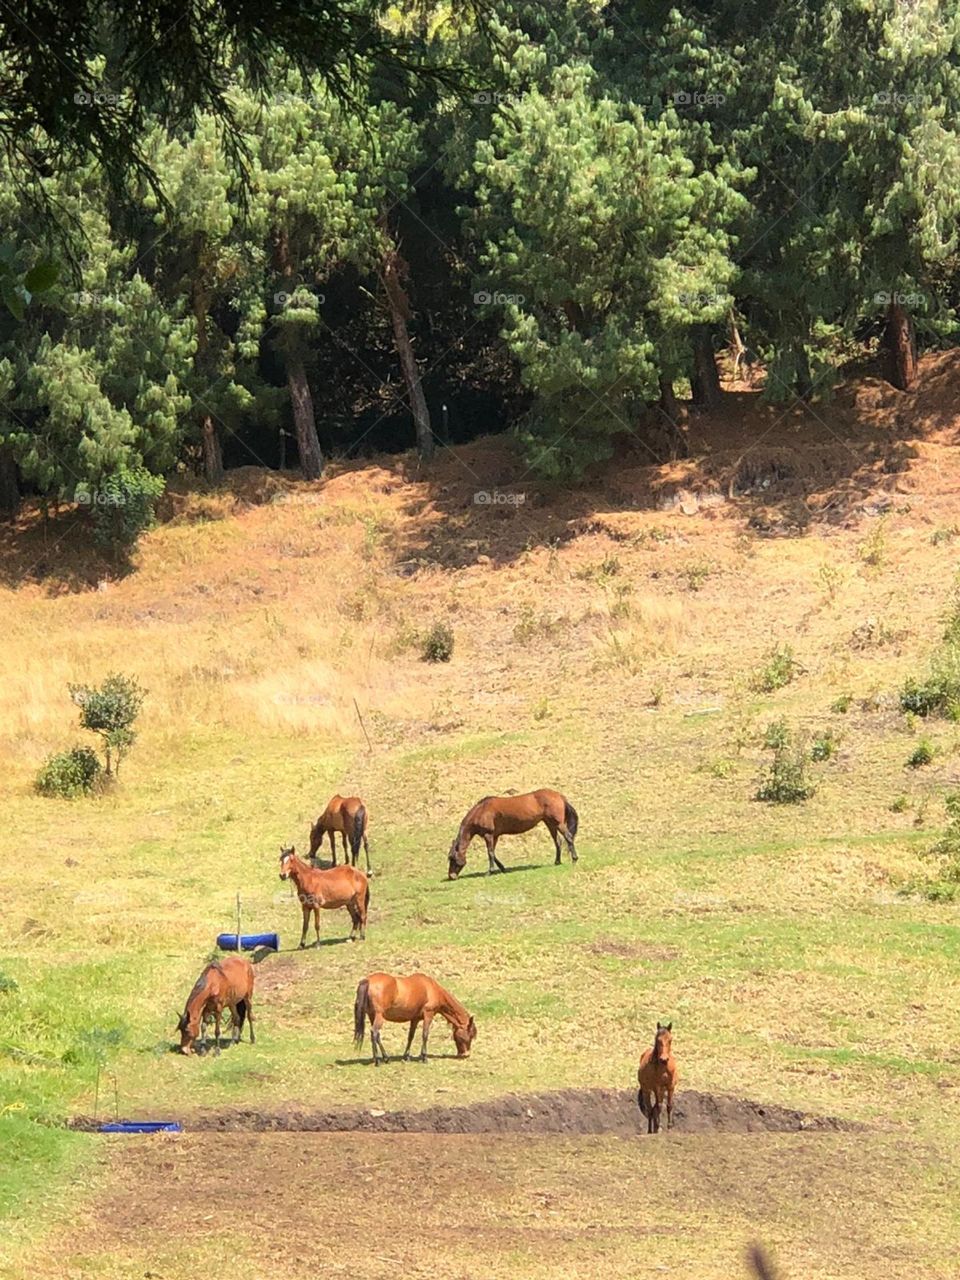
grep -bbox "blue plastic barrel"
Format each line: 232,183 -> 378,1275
99,1121 -> 182,1134
216,931 -> 279,952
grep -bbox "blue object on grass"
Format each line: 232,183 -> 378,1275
99,1121 -> 182,1134
216,931 -> 279,952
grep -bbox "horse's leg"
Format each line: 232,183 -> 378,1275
299,903 -> 309,949
402,1019 -> 419,1061
347,901 -> 360,939
313,905 -> 321,947
545,817 -> 562,865
231,1000 -> 242,1044
372,1012 -> 386,1066
363,833 -> 371,873
213,1008 -> 222,1057
666,1080 -> 675,1130
341,831 -> 349,864
561,822 -> 578,863
328,830 -> 336,866
420,1010 -> 435,1062
247,996 -> 255,1044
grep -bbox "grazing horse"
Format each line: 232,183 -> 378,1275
447,788 -> 578,879
353,971 -> 477,1066
177,955 -> 255,1056
279,846 -> 369,945
308,794 -> 370,872
637,1022 -> 678,1133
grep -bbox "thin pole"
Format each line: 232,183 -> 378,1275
236,891 -> 242,952
353,697 -> 372,753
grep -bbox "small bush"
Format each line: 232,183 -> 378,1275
830,693 -> 852,714
0,970 -> 20,993
889,794 -> 909,813
906,738 -> 938,769
756,727 -> 814,804
931,525 -> 959,546
79,465 -> 165,555
35,746 -> 103,798
902,791 -> 960,900
810,729 -> 840,761
858,516 -> 887,570
69,672 -> 146,775
762,716 -> 790,751
752,643 -> 802,693
421,622 -> 454,663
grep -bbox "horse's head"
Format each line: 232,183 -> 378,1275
453,1015 -> 477,1058
279,846 -> 296,880
307,822 -> 322,860
177,1009 -> 199,1055
653,1021 -> 673,1064
447,838 -> 467,880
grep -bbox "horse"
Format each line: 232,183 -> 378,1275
177,955 -> 255,1056
447,788 -> 578,879
308,794 -> 370,872
279,846 -> 369,945
353,971 -> 476,1066
637,1022 -> 678,1133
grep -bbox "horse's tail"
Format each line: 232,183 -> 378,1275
351,804 -> 366,864
363,876 -> 370,920
354,979 -> 369,1048
235,998 -> 248,1033
563,798 -> 579,839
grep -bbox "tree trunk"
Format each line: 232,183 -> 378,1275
287,355 -> 324,481
658,374 -> 679,422
381,239 -> 434,461
882,299 -> 918,391
0,442 -> 19,518
794,343 -> 813,399
193,288 -> 224,485
691,327 -> 722,410
201,415 -> 224,485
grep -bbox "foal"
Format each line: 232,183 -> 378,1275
637,1022 -> 678,1133
353,972 -> 476,1066
279,846 -> 369,945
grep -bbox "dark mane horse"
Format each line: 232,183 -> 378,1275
447,788 -> 578,878
637,1022 -> 678,1133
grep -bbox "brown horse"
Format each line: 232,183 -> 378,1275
354,972 -> 476,1066
279,846 -> 369,945
308,794 -> 370,872
637,1022 -> 678,1133
447,788 -> 578,878
177,955 -> 255,1056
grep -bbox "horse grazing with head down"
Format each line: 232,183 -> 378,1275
177,954 -> 255,1056
353,971 -> 476,1066
637,1022 -> 678,1133
308,794 -> 370,872
279,846 -> 369,946
447,788 -> 578,879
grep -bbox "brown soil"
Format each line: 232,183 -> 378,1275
70,1086 -> 857,1137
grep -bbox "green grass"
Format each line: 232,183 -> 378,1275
5,597 -> 960,1275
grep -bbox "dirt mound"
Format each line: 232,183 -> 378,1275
72,1088 -> 858,1137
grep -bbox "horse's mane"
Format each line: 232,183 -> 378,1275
186,963 -> 224,1007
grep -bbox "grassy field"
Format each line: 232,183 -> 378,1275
4,387 -> 960,1278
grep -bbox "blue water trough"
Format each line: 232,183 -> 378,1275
99,1121 -> 182,1134
216,931 -> 279,952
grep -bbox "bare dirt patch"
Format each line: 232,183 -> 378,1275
71,1087 -> 857,1137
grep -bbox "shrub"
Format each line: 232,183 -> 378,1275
889,794 -> 909,813
756,727 -> 814,804
752,643 -> 802,693
906,738 -> 937,769
421,622 -> 454,663
811,729 -> 839,761
0,970 -> 20,993
830,693 -> 852,714
902,791 -> 960,901
69,673 -> 146,776
762,716 -> 790,750
35,746 -> 103,798
78,465 -> 165,555
899,580 -> 960,717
